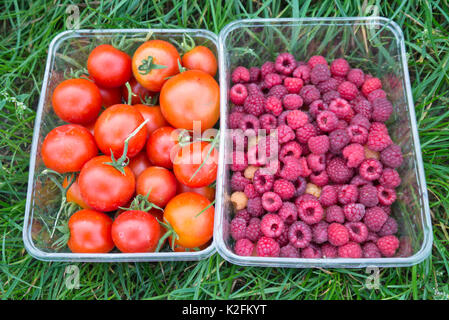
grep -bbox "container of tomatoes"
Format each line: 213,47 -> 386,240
24,29 -> 220,262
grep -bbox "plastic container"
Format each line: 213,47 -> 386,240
23,29 -> 218,262
214,17 -> 433,268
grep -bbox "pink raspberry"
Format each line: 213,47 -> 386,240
277,110 -> 291,125
277,124 -> 295,144
345,222 -> 368,243
230,171 -> 250,191
363,206 -> 388,232
307,55 -> 327,69
244,94 -> 265,117
362,77 -> 382,97
379,168 -> 401,188
275,227 -> 289,247
338,184 -> 358,205
235,209 -> 250,223
261,61 -> 275,78
342,143 -> 365,168
359,158 -> 383,181
343,203 -> 366,222
308,135 -> 329,155
279,141 -> 302,162
367,89 -> 387,102
328,223 -> 349,246
298,157 -> 312,178
273,179 -> 296,200
377,235 -> 399,257
239,114 -> 260,134
297,199 -> 324,225
280,244 -> 300,258
379,205 -> 391,215
358,184 -> 379,207
352,98 -> 372,119
316,110 -> 338,132
319,185 -> 337,207
307,153 -> 326,172
338,241 -> 362,258
284,77 -> 304,93
321,243 -> 338,258
362,241 -> 381,258
301,244 -> 322,258
293,64 -> 311,83
350,114 -> 371,130
231,151 -> 248,172
347,68 -> 365,87
230,217 -> 247,241
264,73 -> 283,89
265,95 -> 283,116
380,144 -> 403,168
338,81 -> 358,100
259,114 -> 277,132
326,157 -> 354,184
371,97 -> 393,122
260,213 -> 284,238
325,205 -> 345,223
322,90 -> 340,104
378,217 -> 398,237
347,125 -> 368,144
232,66 -> 250,83
288,221 -> 312,248
244,183 -> 259,199
309,100 -> 328,118
279,156 -> 302,181
246,197 -> 264,217
247,145 -> 267,167
299,85 -> 321,105
296,123 -> 318,143
310,170 -> 329,187
293,177 -> 307,197
367,231 -> 379,243
249,67 -> 261,82
350,175 -> 372,188
377,186 -> 397,206
286,110 -> 308,129
253,169 -> 274,194
228,111 -> 244,129
256,236 -> 280,257
261,191 -> 283,212
367,122 -> 392,151
234,238 -> 254,256
311,64 -> 331,84
245,218 -> 262,241
278,202 -> 298,225
229,84 -> 248,105
329,98 -> 352,119
275,52 -> 296,75
330,58 -> 350,77
246,83 -> 263,96
312,221 -> 329,244
317,78 -> 339,93
282,94 -> 303,110
329,129 -> 350,152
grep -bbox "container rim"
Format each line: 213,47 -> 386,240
215,17 -> 433,268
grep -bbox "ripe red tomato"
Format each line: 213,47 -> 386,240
52,78 -> 102,124
128,151 -> 151,178
87,44 -> 132,88
122,77 -> 155,105
97,85 -> 123,107
163,192 -> 214,249
132,40 -> 180,92
111,210 -> 161,253
173,141 -> 218,188
63,175 -> 92,209
134,104 -> 169,137
136,166 -> 177,208
177,182 -> 215,202
146,126 -> 180,169
182,46 -> 217,77
78,155 -> 135,212
94,104 -> 147,158
41,124 -> 98,173
160,70 -> 219,131
67,209 -> 114,253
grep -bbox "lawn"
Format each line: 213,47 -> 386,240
1,0 -> 448,300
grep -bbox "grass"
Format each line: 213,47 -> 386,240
1,0 -> 449,300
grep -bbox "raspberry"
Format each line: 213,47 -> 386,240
359,158 -> 383,181
347,68 -> 365,87
301,244 -> 322,258
361,242 -> 381,258
308,135 -> 329,155
249,67 -> 261,83
367,89 -> 387,102
244,94 -> 265,116
367,231 -> 379,242
343,203 -> 365,222
275,52 -> 296,75
317,78 -> 339,94
256,236 -> 280,257
277,110 -> 291,126
312,221 -> 329,244
311,171 -> 330,188
229,84 -> 248,105
364,146 -> 380,160
358,184 -> 379,207
325,205 -> 345,223
239,114 -> 260,134
308,100 -> 328,119
316,110 -> 338,132
293,177 -> 307,197
232,66 -> 250,84
330,58 -> 350,77
261,191 -> 283,212
261,61 -> 275,78
308,55 -> 327,69
338,241 -> 362,258
280,244 -> 300,257
305,182 -> 321,198
363,206 -> 388,232
296,123 -> 318,143
338,184 -> 358,205
279,156 -> 302,181
377,235 -> 399,257
282,94 -> 303,110
234,238 -> 254,256
317,185 -> 336,207
329,129 -> 350,152
347,125 -> 368,144
297,199 -> 324,225
322,90 -> 340,104
293,64 -> 311,83
321,243 -> 338,258
326,157 -> 354,184
328,223 -> 349,246
367,122 -> 392,151
297,156 -> 312,178
275,227 -> 289,247
352,98 -> 372,119
246,83 -> 263,96
230,217 -> 247,241
247,145 -> 267,167
338,81 -> 358,101
329,98 -> 352,119
253,169 -> 274,194
278,202 -> 298,225
371,97 -> 393,122
259,113 -> 278,131
378,217 -> 398,237
350,175 -> 372,187
286,111 -> 308,131
380,144 -> 403,168
350,114 -> 371,130
231,151 -> 248,172
235,209 -> 250,223
260,213 -> 284,238
267,85 -> 288,100
279,141 -> 302,162
230,191 -> 248,211
377,186 -> 397,206
310,64 -> 331,85
307,153 -> 325,172
231,171 -> 250,191
379,168 -> 401,188
379,205 -> 391,215
264,95 -> 283,117
244,183 -> 259,199
362,77 -> 382,97
288,221 -> 312,248
264,73 -> 283,89
277,124 -> 295,144
345,222 -> 368,243
299,85 -> 320,105
245,218 -> 262,241
246,197 -> 264,217
342,143 -> 365,168
284,77 -> 304,94
273,179 -> 295,201
228,111 -> 244,129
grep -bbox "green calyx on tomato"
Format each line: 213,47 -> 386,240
120,191 -> 163,213
138,55 -> 167,75
155,218 -> 179,252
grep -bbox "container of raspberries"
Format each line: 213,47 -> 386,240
214,17 -> 433,267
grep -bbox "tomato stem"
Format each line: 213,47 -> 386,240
155,218 -> 179,252
194,199 -> 215,218
120,191 -> 163,212
138,55 -> 167,75
124,81 -> 137,105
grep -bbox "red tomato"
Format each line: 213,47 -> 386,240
52,78 -> 102,124
78,155 -> 135,212
163,192 -> 214,249
132,40 -> 180,92
67,209 -> 114,253
136,166 -> 177,208
63,175 -> 92,209
111,210 -> 161,253
134,104 -> 169,137
87,44 -> 132,88
128,151 -> 151,178
41,124 -> 98,173
173,141 -> 218,188
182,46 -> 217,77
160,70 -> 219,131
177,182 -> 215,202
98,85 -> 123,107
173,241 -> 211,252
122,77 -> 155,105
146,126 -> 180,169
94,104 -> 147,158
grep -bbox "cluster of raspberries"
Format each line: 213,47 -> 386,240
228,53 -> 404,259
